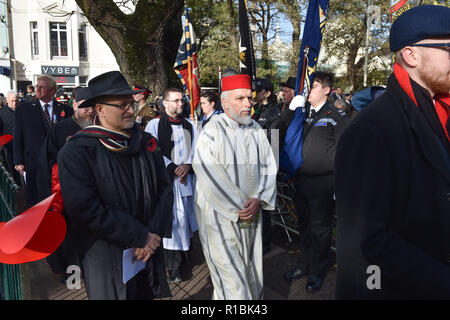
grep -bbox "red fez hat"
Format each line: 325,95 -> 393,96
0,134 -> 13,146
221,74 -> 252,92
0,193 -> 66,264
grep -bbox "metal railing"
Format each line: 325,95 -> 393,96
0,160 -> 24,300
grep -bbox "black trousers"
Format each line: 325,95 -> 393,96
292,173 -> 334,277
164,249 -> 189,277
262,209 -> 273,250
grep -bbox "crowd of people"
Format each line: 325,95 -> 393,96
0,4 -> 448,300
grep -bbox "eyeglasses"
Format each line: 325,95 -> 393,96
410,42 -> 450,53
165,99 -> 183,105
100,101 -> 137,111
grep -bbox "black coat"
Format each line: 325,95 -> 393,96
36,116 -> 81,201
13,99 -> 73,206
335,74 -> 450,299
57,129 -> 173,299
36,117 -> 82,274
14,99 -> 73,170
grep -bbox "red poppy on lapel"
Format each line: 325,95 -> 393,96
147,137 -> 157,152
60,111 -> 66,117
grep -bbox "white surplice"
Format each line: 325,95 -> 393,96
192,113 -> 277,300
146,118 -> 198,251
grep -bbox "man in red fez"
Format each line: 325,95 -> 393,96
192,69 -> 278,300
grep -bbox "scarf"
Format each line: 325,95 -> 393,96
73,119 -> 158,226
393,63 -> 450,152
158,112 -> 193,161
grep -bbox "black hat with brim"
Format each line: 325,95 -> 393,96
78,71 -> 143,108
279,77 -> 297,90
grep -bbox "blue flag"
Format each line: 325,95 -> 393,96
279,0 -> 330,178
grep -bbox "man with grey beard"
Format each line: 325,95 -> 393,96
36,87 -> 96,278
192,70 -> 277,300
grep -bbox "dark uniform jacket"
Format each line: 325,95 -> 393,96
335,74 -> 450,299
299,102 -> 349,176
276,101 -> 349,177
257,102 -> 282,144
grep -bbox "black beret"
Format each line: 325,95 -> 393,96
390,5 -> 450,52
255,78 -> 274,92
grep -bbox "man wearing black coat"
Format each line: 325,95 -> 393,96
58,71 -> 173,300
335,5 -> 450,299
13,75 -> 73,208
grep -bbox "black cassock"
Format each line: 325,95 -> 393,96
57,125 -> 173,300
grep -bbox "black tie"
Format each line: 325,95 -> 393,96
43,104 -> 51,126
310,109 -> 316,119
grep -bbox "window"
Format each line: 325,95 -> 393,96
50,22 -> 68,57
30,22 -> 39,58
78,25 -> 87,60
79,76 -> 87,86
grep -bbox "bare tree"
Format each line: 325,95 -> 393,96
75,0 -> 184,95
248,0 -> 280,71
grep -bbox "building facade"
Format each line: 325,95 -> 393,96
2,0 -> 120,94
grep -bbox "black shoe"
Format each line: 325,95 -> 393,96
284,267 -> 307,281
263,245 -> 271,255
168,271 -> 182,284
305,274 -> 324,293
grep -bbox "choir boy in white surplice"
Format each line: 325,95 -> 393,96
145,88 -> 198,284
192,72 -> 277,300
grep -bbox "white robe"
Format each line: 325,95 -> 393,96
192,113 -> 277,300
145,118 -> 198,251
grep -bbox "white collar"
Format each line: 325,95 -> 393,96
310,101 -> 326,114
39,99 -> 54,108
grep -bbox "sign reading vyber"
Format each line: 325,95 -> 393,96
41,65 -> 79,76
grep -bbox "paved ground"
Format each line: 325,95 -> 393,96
28,222 -> 336,300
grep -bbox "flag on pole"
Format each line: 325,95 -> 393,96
279,0 -> 330,178
238,0 -> 256,82
389,0 -> 413,22
174,7 -> 201,113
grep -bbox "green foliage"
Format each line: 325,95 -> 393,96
321,0 -> 391,90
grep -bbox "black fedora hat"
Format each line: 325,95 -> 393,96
279,77 -> 296,90
78,71 -> 144,108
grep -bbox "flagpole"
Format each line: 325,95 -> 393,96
297,46 -> 309,96
185,12 -> 194,117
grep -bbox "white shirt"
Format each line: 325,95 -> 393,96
310,101 -> 326,117
39,99 -> 54,120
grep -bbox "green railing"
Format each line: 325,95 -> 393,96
0,160 -> 22,300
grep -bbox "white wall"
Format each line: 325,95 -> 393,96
9,0 -> 119,89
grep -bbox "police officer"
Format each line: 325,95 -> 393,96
283,71 -> 349,293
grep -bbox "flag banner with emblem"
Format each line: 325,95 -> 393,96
389,0 -> 412,22
279,0 -> 330,178
238,0 -> 256,82
174,7 -> 201,110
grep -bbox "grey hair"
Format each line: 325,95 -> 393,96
334,99 -> 346,108
7,90 -> 18,98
